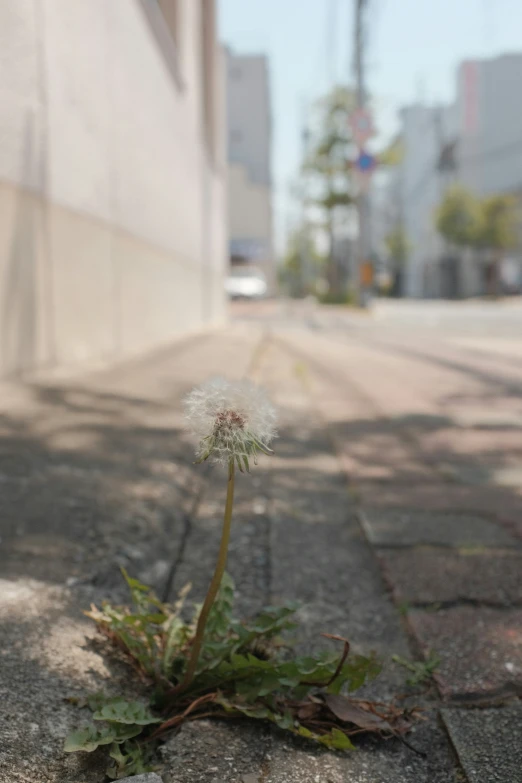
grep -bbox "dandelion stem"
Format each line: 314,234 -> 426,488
178,459 -> 236,692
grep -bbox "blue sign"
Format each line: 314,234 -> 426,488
355,151 -> 377,173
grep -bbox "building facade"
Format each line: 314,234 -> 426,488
392,103 -> 457,298
0,0 -> 227,378
458,55 -> 522,198
389,53 -> 522,299
226,52 -> 275,288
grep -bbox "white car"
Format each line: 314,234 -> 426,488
225,268 -> 268,299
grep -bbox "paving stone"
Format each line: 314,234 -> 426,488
437,460 -> 522,489
361,509 -> 519,548
161,715 -> 457,783
161,721 -> 270,783
409,607 -> 522,699
379,549 -> 522,606
261,715 -> 457,783
441,705 -> 522,783
356,483 -> 522,541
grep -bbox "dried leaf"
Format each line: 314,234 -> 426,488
323,694 -> 392,733
296,701 -> 321,721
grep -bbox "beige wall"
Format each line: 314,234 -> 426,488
0,0 -> 227,378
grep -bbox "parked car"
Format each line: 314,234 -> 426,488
225,267 -> 268,299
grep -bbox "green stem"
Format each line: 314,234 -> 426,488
179,459 -> 236,691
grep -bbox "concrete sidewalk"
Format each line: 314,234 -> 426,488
1,320 -> 521,782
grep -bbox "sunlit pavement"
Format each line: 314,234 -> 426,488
230,296 -> 522,780
1,300 -> 521,782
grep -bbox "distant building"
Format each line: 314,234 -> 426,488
390,103 -> 456,298
0,0 -> 227,378
226,52 -> 275,289
389,53 -> 522,299
458,54 -> 522,197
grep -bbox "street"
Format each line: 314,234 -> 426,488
1,299 -> 521,782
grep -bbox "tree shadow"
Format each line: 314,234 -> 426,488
0,379 -> 202,590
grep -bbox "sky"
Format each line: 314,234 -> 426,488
218,0 -> 522,253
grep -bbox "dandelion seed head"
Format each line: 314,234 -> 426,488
184,377 -> 277,468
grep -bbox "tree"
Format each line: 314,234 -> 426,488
384,225 -> 409,297
280,226 -> 324,297
302,86 -> 356,294
476,194 -> 519,295
384,225 -> 409,267
435,186 -> 481,248
436,187 -> 519,296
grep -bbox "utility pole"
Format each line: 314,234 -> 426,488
353,0 -> 369,306
300,116 -> 312,297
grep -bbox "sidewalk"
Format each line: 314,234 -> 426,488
1,320 -> 521,782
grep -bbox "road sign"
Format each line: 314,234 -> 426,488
350,108 -> 375,145
355,150 -> 377,173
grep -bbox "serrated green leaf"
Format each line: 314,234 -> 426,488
121,568 -> 149,594
297,725 -> 315,739
64,722 -> 142,753
86,692 -> 112,712
106,739 -> 157,780
92,699 -> 161,726
64,727 -> 109,753
245,604 -> 299,636
121,612 -> 168,626
273,710 -> 295,731
337,654 -> 382,692
319,727 -> 355,751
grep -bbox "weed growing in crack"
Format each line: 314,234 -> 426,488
392,652 -> 441,687
65,378 -> 420,779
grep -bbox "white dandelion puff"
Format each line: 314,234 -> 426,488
184,377 -> 277,471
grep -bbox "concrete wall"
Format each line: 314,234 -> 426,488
0,0 -> 227,378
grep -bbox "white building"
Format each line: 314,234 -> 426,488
392,104 -> 456,297
393,53 -> 522,299
226,52 -> 275,288
0,0 -> 227,378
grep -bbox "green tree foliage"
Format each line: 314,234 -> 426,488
302,86 -> 356,292
435,186 -> 481,248
435,187 -> 520,295
384,225 -> 409,267
281,227 -> 324,297
476,194 -> 519,295
303,86 -> 355,185
476,194 -> 518,252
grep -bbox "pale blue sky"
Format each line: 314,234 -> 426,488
218,0 -> 522,251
